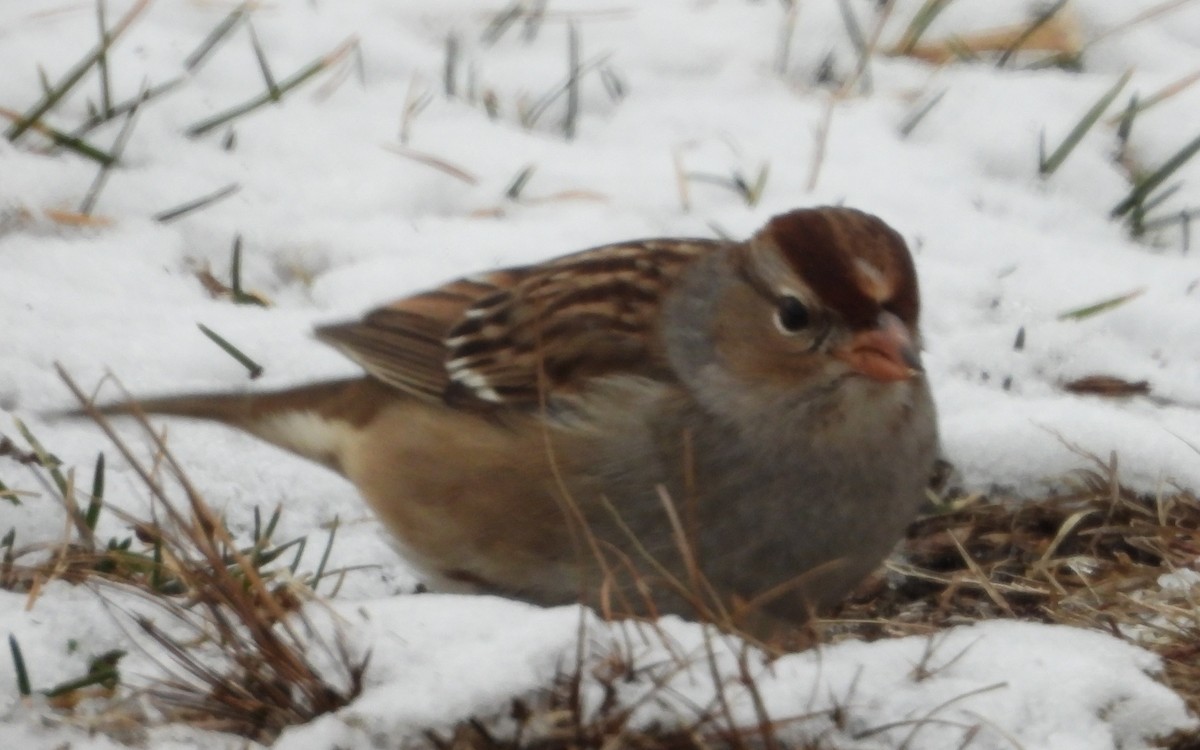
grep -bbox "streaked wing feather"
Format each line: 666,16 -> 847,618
316,240 -> 721,407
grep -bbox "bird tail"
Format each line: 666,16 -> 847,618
57,378 -> 390,473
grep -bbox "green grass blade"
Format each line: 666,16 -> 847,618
899,89 -> 946,138
248,23 -> 281,99
312,515 -> 339,592
896,0 -> 956,54
5,0 -> 151,141
1112,131 -> 1200,218
186,37 -> 357,137
14,419 -> 68,497
185,3 -> 249,72
1040,69 -> 1131,176
153,183 -> 240,223
79,88 -> 145,214
197,324 -> 264,379
84,452 -> 106,532
95,0 -> 113,116
997,0 -> 1070,68
0,107 -> 115,166
1058,288 -> 1144,321
9,636 -> 31,697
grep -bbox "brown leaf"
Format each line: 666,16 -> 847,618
1062,375 -> 1151,397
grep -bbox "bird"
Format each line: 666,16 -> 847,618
75,206 -> 939,635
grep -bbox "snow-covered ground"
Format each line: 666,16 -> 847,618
2,1 -> 1199,747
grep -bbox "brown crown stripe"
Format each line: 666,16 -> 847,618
770,211 -> 876,328
764,210 -> 884,330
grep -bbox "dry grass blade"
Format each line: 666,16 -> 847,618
824,464 -> 1200,726
897,7 -> 1081,66
383,143 -> 479,185
50,364 -> 369,743
1088,0 -> 1200,48
1108,69 -> 1200,126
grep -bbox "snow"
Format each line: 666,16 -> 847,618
1,0 -> 1199,747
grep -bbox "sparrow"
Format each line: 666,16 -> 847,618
76,207 -> 939,632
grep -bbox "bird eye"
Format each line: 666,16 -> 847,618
774,295 -> 810,333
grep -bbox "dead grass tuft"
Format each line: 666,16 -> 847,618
1,367 -> 367,744
826,460 -> 1200,724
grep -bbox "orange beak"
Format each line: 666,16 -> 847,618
833,311 -> 921,383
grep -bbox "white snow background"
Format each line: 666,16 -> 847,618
1,1 -> 1200,748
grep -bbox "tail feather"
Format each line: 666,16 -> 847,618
60,377 -> 392,474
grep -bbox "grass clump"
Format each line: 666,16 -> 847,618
1,367 -> 367,744
826,452 -> 1200,727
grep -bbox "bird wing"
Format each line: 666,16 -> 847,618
315,239 -> 719,408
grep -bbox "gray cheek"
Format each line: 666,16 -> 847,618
661,255 -> 728,376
